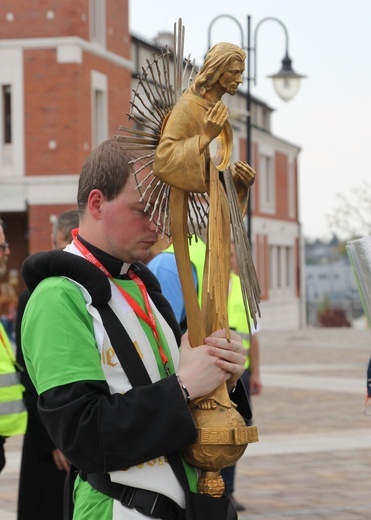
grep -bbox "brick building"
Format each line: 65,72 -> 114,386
0,1 -> 303,329
0,0 -> 131,293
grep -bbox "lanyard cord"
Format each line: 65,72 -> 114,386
0,327 -> 18,367
71,230 -> 170,374
0,328 -> 6,352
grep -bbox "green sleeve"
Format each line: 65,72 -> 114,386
21,277 -> 105,394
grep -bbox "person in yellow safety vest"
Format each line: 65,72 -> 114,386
229,242 -> 262,396
0,217 -> 27,473
222,242 -> 262,511
148,236 -> 262,512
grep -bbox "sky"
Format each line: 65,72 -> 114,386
129,0 -> 371,241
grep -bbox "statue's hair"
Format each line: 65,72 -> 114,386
190,42 -> 246,98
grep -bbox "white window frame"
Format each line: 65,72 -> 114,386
259,153 -> 275,214
91,71 -> 108,148
90,0 -> 106,47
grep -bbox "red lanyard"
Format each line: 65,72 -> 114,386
71,230 -> 170,375
0,327 -> 14,363
0,328 -> 6,350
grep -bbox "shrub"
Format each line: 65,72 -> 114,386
317,307 -> 350,327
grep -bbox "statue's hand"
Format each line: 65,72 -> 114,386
200,101 -> 229,152
234,161 -> 256,189
232,161 -> 256,216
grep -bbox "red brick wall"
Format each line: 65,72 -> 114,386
106,0 -> 130,58
23,48 -> 131,176
0,1 -> 130,58
82,52 -> 132,137
28,204 -> 78,254
0,1 -> 89,40
1,0 -> 131,284
294,157 -> 299,220
275,151 -> 288,220
255,233 -> 268,301
24,49 -> 83,176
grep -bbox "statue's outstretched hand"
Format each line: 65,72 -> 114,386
232,161 -> 256,216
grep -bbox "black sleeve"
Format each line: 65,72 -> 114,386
38,376 -> 197,474
230,379 -> 253,423
16,290 -> 57,458
15,290 -> 30,377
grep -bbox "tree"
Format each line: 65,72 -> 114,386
326,180 -> 371,240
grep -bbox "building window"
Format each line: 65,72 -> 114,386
259,154 -> 275,213
285,246 -> 292,288
277,245 -> 282,288
93,89 -> 106,147
91,71 -> 108,147
261,108 -> 270,132
90,0 -> 106,46
2,85 -> 12,144
269,244 -> 292,291
269,245 -> 276,289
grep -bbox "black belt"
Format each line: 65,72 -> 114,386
84,473 -> 183,520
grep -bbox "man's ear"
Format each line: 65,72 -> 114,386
87,189 -> 105,219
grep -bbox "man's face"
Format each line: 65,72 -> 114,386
98,171 -> 159,264
52,230 -> 71,251
218,59 -> 245,96
0,225 -> 10,277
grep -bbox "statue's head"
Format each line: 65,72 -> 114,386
191,42 -> 246,98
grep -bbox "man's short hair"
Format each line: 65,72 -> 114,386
52,209 -> 79,243
77,139 -> 135,213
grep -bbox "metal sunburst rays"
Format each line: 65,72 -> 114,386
116,19 -> 208,238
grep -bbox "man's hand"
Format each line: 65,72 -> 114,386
177,329 -> 246,399
249,373 -> 263,395
52,448 -> 70,472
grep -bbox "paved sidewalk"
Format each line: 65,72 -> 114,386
1,327 -> 371,519
236,327 -> 371,519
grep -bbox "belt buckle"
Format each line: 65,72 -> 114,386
125,487 -> 160,517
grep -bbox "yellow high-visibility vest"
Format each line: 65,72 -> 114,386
0,322 -> 27,437
228,272 -> 251,369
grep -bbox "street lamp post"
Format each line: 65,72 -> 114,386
207,14 -> 305,243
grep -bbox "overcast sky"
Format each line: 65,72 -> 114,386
129,0 -> 371,241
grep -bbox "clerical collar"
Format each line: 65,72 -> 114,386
77,234 -> 131,278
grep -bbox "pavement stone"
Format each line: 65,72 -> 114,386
1,327 -> 371,519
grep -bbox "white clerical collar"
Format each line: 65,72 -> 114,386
120,263 -> 131,276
